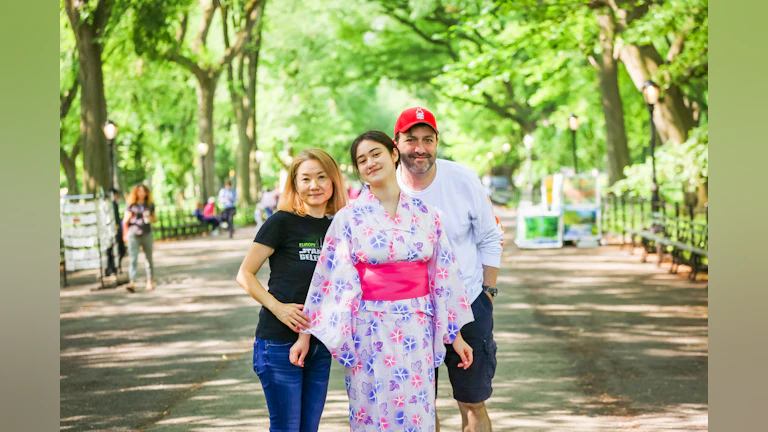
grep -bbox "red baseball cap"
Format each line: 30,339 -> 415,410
393,107 -> 439,138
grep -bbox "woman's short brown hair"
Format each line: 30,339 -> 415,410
276,148 -> 347,216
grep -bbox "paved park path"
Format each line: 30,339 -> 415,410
60,206 -> 708,431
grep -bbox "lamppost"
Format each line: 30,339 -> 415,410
568,114 -> 579,174
523,134 -> 534,200
102,120 -> 118,191
198,142 -> 209,200
643,80 -> 661,214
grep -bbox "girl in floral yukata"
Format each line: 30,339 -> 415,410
290,130 -> 475,431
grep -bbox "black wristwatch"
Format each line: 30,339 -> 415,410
482,285 -> 498,297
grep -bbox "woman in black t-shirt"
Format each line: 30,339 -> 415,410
236,149 -> 347,432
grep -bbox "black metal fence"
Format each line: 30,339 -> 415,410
600,194 -> 708,240
601,194 -> 708,280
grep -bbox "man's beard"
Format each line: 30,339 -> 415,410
401,153 -> 436,175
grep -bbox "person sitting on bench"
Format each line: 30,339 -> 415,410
195,201 -> 220,231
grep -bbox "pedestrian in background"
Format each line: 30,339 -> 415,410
260,185 -> 279,219
105,189 -> 126,276
123,184 -> 157,292
219,180 -> 237,238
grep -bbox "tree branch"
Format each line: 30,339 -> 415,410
167,52 -> 209,82
481,92 -> 527,126
666,18 -> 694,63
60,147 -> 72,165
440,90 -> 526,127
221,3 -> 242,111
193,0 -> 218,56
380,3 -> 459,61
176,13 -> 189,47
60,75 -> 80,120
62,0 -> 81,32
587,54 -> 601,70
60,48 -> 80,120
217,0 -> 265,71
426,11 -> 494,51
93,0 -> 115,38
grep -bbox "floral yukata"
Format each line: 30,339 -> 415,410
303,186 -> 474,431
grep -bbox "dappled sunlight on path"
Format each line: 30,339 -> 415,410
61,208 -> 707,431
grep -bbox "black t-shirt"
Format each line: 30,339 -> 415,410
127,203 -> 155,235
253,210 -> 332,345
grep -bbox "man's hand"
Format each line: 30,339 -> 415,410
485,291 -> 494,303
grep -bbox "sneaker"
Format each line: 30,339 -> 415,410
146,281 -> 156,291
126,282 -> 136,293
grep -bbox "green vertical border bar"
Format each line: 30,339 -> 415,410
0,0 -> 60,429
710,0 -> 768,430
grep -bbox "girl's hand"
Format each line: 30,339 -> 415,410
270,301 -> 311,332
290,335 -> 311,367
451,332 -> 474,370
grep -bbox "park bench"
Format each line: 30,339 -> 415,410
625,211 -> 708,280
156,208 -> 212,240
604,195 -> 708,281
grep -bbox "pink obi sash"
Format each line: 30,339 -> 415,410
355,261 -> 429,301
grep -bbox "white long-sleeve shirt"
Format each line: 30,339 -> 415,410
397,159 -> 504,303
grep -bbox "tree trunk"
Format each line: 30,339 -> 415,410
250,150 -> 261,202
595,11 -> 631,185
618,44 -> 694,145
697,177 -> 708,208
60,147 -> 80,195
248,9 -> 265,204
69,19 -> 111,194
236,107 -> 252,205
64,0 -> 114,195
196,76 -> 217,200
227,50 -> 253,205
225,1 -> 266,206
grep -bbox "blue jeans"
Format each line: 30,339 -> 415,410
253,338 -> 332,432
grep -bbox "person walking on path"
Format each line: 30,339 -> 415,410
293,131 -> 475,432
394,107 -> 504,432
219,180 -> 237,238
123,184 -> 157,293
105,189 -> 126,276
236,149 -> 347,432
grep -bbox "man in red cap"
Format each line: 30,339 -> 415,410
395,106 -> 503,432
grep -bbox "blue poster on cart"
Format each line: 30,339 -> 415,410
562,207 -> 601,241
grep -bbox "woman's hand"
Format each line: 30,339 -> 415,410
269,301 -> 311,332
451,332 -> 474,370
290,334 -> 311,367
